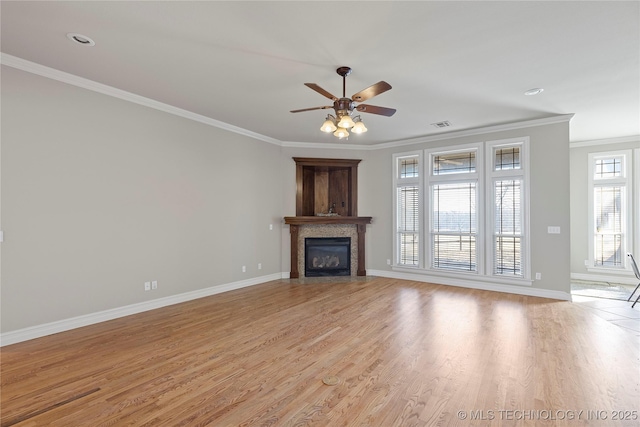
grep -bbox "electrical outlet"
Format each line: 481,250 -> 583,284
258,263 -> 262,270
387,259 -> 391,265
269,224 -> 273,230
144,281 -> 151,291
151,280 -> 158,290
242,265 -> 246,273
535,273 -> 541,280
584,260 -> 589,266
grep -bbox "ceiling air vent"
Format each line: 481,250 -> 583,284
431,121 -> 452,129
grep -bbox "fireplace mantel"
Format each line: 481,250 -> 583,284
284,216 -> 372,226
285,216 -> 372,279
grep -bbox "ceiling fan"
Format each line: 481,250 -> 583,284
290,66 -> 396,138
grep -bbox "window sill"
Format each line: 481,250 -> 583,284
391,265 -> 534,287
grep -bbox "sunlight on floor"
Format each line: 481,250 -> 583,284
572,294 -> 640,337
571,280 -> 640,336
571,280 -> 636,300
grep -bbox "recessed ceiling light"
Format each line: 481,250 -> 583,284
524,88 -> 544,96
66,33 -> 95,46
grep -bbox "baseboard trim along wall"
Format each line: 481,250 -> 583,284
368,269 -> 572,301
0,273 -> 282,347
2,271 -> 573,346
571,272 -> 637,286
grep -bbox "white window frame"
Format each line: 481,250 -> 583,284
391,138 -> 532,286
393,151 -> 423,268
587,149 -> 633,272
425,143 -> 483,275
486,138 -> 530,280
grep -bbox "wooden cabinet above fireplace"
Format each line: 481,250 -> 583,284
293,157 -> 360,217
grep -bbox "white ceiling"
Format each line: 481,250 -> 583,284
2,1 -> 638,146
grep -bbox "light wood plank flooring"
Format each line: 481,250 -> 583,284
2,277 -> 639,426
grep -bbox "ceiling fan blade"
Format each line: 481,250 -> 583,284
352,81 -> 392,102
304,83 -> 338,101
290,106 -> 333,113
355,104 -> 396,117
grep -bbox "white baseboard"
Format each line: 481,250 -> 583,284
0,273 -> 282,347
1,270 -> 577,346
571,272 -> 637,286
367,269 -> 572,301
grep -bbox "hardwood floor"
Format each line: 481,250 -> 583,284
2,277 -> 639,426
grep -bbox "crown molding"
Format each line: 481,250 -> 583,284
3,53 -> 576,151
1,53 -> 283,146
368,114 -> 576,150
569,135 -> 640,148
282,114 -> 575,151
281,140 -> 377,150
283,115 -> 576,150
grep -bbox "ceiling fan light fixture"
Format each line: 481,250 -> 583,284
337,114 -> 355,129
351,119 -> 367,134
334,128 -> 349,139
320,116 -> 337,133
290,66 -> 395,139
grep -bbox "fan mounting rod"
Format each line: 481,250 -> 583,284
336,66 -> 352,98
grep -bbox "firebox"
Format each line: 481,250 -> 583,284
304,237 -> 351,277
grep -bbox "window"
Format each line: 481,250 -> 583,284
392,138 -> 530,284
399,156 -> 419,178
433,151 -> 476,175
588,151 -> 632,269
428,146 -> 480,272
490,144 -> 525,277
394,153 -> 421,266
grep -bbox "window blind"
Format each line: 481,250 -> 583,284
431,182 -> 477,271
398,186 -> 419,265
494,180 -> 522,276
594,185 -> 623,267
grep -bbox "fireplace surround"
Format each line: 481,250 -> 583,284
284,212 -> 371,278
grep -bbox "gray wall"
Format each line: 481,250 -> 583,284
1,66 -> 283,332
362,121 -> 572,294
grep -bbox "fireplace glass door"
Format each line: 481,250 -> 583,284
305,237 -> 351,277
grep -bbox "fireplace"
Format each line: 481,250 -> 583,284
284,157 -> 371,279
305,237 -> 351,277
284,218 -> 371,278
